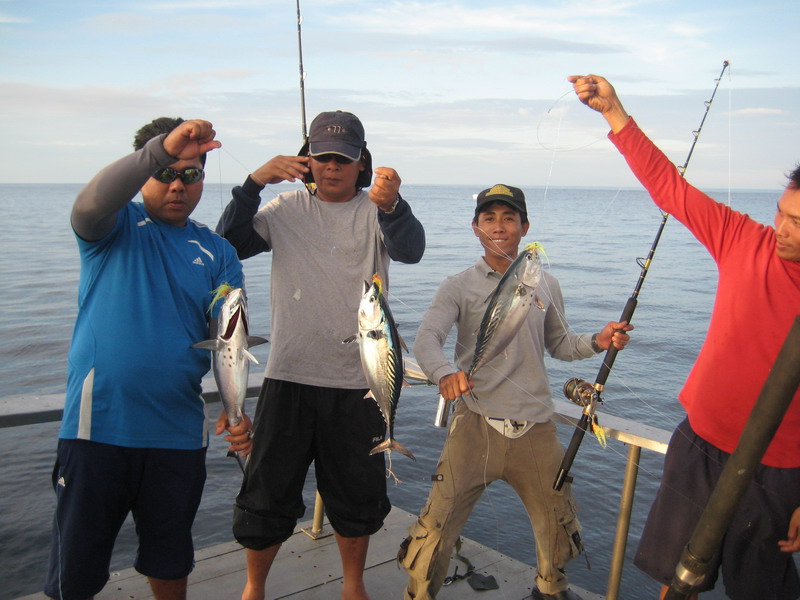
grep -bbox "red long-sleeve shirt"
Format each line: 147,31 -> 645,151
611,118 -> 800,468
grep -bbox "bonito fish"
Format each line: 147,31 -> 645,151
346,274 -> 415,461
468,242 -> 545,379
192,285 -> 268,427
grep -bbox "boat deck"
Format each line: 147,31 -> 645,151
17,506 -> 601,600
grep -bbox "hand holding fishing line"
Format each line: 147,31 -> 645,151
567,74 -> 631,134
162,119 -> 222,160
370,167 -> 402,212
250,155 -> 310,186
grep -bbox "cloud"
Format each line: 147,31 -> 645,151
732,107 -> 786,116
0,13 -> 28,23
337,1 -> 640,35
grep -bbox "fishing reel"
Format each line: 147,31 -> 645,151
563,377 -> 601,409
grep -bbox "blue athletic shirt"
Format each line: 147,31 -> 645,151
62,202 -> 244,449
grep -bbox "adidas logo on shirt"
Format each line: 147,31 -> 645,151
193,257 -> 205,266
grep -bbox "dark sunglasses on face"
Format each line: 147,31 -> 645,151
310,153 -> 355,165
152,166 -> 204,185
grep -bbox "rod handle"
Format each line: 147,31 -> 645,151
434,394 -> 452,428
553,413 -> 591,490
596,296 -> 638,387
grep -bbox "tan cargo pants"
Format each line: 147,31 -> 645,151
399,404 -> 583,599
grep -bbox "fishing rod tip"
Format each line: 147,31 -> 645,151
723,60 -> 730,67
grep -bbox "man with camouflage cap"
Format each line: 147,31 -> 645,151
399,184 -> 630,600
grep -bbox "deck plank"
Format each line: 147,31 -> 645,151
17,507 -> 602,600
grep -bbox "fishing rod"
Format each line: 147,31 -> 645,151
553,60 -> 730,492
296,0 -> 308,143
664,316 -> 800,599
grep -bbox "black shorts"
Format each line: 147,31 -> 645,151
634,418 -> 800,600
44,439 -> 207,600
233,379 -> 391,549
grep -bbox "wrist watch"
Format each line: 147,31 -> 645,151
591,333 -> 603,353
383,196 -> 400,214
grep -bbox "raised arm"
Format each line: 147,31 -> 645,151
216,155 -> 311,260
72,120 -> 220,241
371,167 -> 425,264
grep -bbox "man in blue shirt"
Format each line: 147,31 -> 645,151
45,118 -> 250,600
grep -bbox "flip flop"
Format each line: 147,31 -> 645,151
467,572 -> 499,591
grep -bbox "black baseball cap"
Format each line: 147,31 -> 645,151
307,111 -> 366,161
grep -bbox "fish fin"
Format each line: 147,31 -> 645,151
191,339 -> 225,351
363,390 -> 375,400
403,362 -> 432,384
342,334 -> 358,344
247,335 -> 269,347
369,438 -> 416,462
366,330 -> 385,340
242,348 -> 259,364
402,379 -> 411,388
398,333 -> 409,353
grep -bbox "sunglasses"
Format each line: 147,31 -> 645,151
152,166 -> 204,185
310,153 -> 355,165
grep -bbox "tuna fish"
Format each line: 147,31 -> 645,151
346,274 -> 415,462
192,286 -> 268,427
468,242 -> 545,379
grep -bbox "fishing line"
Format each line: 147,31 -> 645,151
389,65 -> 776,573
533,66 -> 791,566
536,91 -> 609,153
726,65 -> 734,207
216,148 -> 230,283
553,61 -> 732,492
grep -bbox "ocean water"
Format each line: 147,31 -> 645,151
0,182 -> 779,599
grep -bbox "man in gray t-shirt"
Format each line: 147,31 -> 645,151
217,110 -> 425,600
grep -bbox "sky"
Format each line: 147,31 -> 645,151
1,0 -> 797,189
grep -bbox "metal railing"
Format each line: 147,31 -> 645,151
1,374 -> 670,600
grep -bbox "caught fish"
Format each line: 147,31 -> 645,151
345,274 -> 416,462
468,242 -> 545,378
192,285 -> 268,428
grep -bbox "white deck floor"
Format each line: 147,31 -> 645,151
18,506 -> 601,600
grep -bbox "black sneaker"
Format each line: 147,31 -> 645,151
530,583 -> 585,600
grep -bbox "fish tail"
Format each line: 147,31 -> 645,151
369,438 -> 416,461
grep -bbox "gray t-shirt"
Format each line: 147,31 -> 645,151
253,189 -> 395,388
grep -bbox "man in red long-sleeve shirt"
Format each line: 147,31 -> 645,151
569,73 -> 800,600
